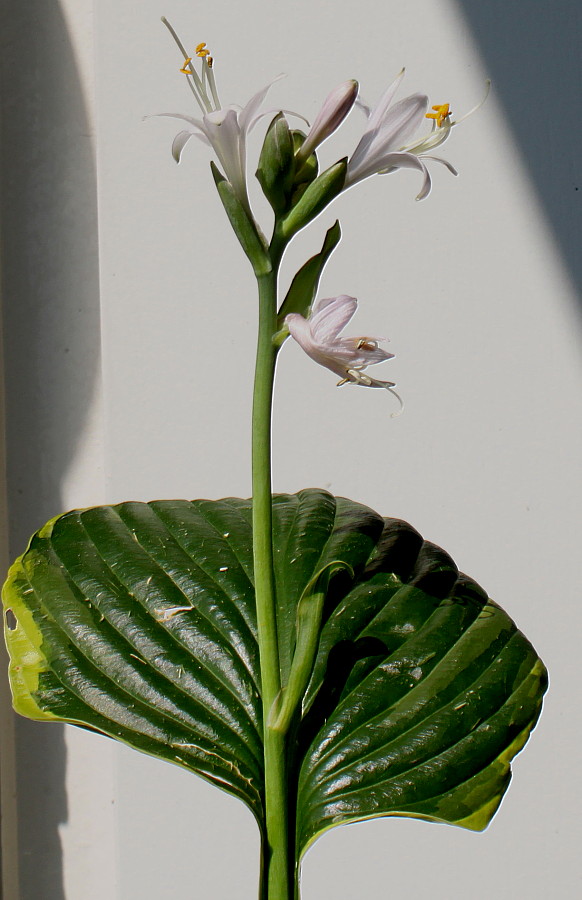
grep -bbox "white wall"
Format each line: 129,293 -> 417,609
2,0 -> 581,897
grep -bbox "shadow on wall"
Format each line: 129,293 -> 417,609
0,1 -> 580,897
455,0 -> 582,313
0,1 -> 100,897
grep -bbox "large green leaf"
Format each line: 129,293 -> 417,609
2,490 -> 547,852
295,519 -> 546,851
4,501 -> 264,816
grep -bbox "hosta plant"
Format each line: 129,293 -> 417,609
3,19 -> 546,900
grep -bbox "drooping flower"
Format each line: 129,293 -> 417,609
286,296 -> 402,408
295,80 -> 359,167
345,70 -> 458,199
158,19 -> 287,216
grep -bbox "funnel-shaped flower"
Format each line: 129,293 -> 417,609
295,80 -> 359,166
158,20 -> 288,216
159,78 -> 285,217
286,296 -> 400,401
345,70 -> 457,199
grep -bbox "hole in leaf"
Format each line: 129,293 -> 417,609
5,609 -> 17,631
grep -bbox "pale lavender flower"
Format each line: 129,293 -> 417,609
286,296 -> 402,408
345,70 -> 457,199
158,20 -> 294,216
157,77 -> 285,217
295,80 -> 359,166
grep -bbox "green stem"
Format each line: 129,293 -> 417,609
252,268 -> 280,710
252,262 -> 296,899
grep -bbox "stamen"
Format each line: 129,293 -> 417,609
192,37 -> 220,105
346,368 -> 372,385
337,367 -> 404,416
425,103 -> 451,127
356,339 -> 378,351
195,42 -> 214,67
161,17 -> 213,114
206,60 -> 222,110
180,57 -> 193,75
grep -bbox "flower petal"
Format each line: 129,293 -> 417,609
335,338 -> 394,366
368,94 -> 428,152
348,94 -> 428,183
348,148 -> 431,197
153,112 -> 206,130
238,74 -> 286,132
172,130 -> 192,162
309,295 -> 358,343
285,313 -> 324,361
286,309 -> 357,379
378,151 -> 433,199
421,155 -> 459,176
366,69 -> 406,130
202,108 -> 247,203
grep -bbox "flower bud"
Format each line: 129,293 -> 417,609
296,80 -> 358,165
256,113 -> 295,212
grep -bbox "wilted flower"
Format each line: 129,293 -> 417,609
345,70 -> 458,199
159,19 -> 285,216
286,295 -> 402,408
295,80 -> 359,166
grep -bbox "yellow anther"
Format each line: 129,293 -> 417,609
356,339 -> 378,351
194,41 -> 213,64
425,102 -> 451,127
180,57 -> 193,74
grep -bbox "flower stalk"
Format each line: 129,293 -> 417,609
253,247 -> 299,899
158,24 -> 473,898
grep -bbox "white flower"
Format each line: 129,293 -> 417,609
159,20 -> 287,216
295,80 -> 359,166
286,296 -> 402,408
345,70 -> 458,199
159,80 -> 283,216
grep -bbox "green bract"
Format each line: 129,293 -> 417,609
211,162 -> 271,275
290,131 -> 319,195
280,159 -> 348,240
277,220 -> 342,328
3,491 -> 547,866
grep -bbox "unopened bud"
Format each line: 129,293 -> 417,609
296,80 -> 358,165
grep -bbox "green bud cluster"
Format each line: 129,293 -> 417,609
256,114 -> 347,237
